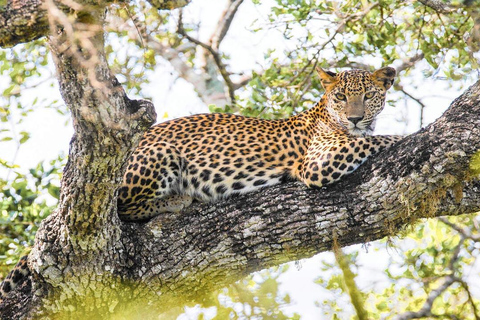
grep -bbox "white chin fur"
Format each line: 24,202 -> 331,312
346,122 -> 373,137
348,128 -> 367,136
346,121 -> 375,137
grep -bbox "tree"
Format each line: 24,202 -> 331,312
0,0 -> 479,319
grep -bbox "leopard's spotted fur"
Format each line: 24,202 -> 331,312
117,67 -> 401,221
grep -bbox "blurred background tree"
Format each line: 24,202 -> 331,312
1,0 -> 479,318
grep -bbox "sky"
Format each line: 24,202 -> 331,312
0,0 -> 479,319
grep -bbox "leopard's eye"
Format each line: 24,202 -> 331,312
335,92 -> 346,101
365,91 -> 375,99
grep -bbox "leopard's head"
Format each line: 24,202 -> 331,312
318,67 -> 396,136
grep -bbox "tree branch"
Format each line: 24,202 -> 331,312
232,73 -> 253,90
459,280 -> 480,320
208,0 -> 244,51
393,275 -> 458,320
417,0 -> 456,14
177,11 -> 237,106
395,53 -> 425,74
395,84 -> 426,128
0,0 -> 50,47
393,224 -> 472,320
438,217 -> 480,241
333,242 -> 368,320
107,15 -> 243,108
145,0 -> 191,10
18,0 -> 155,315
0,0 -> 190,48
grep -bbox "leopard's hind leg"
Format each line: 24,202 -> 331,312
117,142 -> 192,221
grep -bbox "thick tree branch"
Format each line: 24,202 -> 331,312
0,0 -> 50,47
3,1 -> 156,316
0,0 -> 190,48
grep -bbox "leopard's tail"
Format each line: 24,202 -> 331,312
0,255 -> 30,302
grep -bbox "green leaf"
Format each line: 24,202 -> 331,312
19,131 -> 30,144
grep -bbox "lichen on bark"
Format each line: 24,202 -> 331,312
470,150 -> 480,176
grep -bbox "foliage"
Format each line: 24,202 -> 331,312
1,0 -> 479,318
0,38 -> 65,280
240,0 -> 478,118
315,215 -> 480,319
0,39 -> 65,125
0,157 -> 63,279
190,266 -> 301,319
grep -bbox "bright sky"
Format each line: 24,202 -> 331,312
0,0 -> 478,319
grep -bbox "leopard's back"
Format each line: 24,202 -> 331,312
117,113 -> 310,215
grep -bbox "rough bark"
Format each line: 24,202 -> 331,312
1,0 -> 480,319
0,0 -> 48,47
0,0 -> 190,47
0,1 -> 155,318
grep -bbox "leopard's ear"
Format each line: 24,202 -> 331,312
372,67 -> 396,90
316,67 -> 338,89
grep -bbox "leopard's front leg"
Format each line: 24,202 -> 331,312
298,133 -> 402,187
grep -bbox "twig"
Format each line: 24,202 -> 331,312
395,84 -> 426,128
232,74 -> 253,90
145,0 -> 191,10
439,217 -> 480,241
177,10 -> 236,106
316,3 -> 379,65
459,280 -> 480,320
393,275 -> 458,320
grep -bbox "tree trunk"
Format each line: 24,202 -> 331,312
1,1 -> 480,319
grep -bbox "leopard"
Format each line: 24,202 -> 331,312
0,66 -> 402,302
116,66 -> 402,221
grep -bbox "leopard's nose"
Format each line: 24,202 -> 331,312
348,116 -> 364,125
